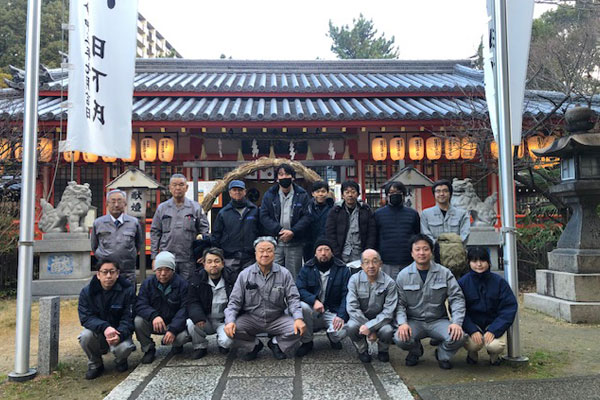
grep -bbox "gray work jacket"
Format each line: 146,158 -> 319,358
420,205 -> 470,244
91,214 -> 144,271
150,197 -> 209,262
224,262 -> 303,324
395,261 -> 466,326
346,270 -> 398,331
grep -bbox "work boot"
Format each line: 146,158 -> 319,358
358,351 -> 372,363
191,348 -> 207,359
405,342 -> 423,367
141,348 -> 156,364
242,340 -> 264,361
466,350 -> 478,365
377,351 -> 390,362
268,339 -> 287,360
295,341 -> 313,357
327,333 -> 343,350
489,353 -> 502,366
84,364 -> 104,380
115,360 -> 129,373
435,348 -> 452,370
170,346 -> 183,355
218,346 -> 230,355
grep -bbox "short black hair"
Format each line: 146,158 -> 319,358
276,163 -> 296,178
95,258 -> 120,271
467,246 -> 491,264
311,180 -> 329,193
385,181 -> 407,195
341,180 -> 360,194
409,234 -> 434,252
202,247 -> 225,262
432,179 -> 453,196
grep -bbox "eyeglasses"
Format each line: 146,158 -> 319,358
362,260 -> 381,266
256,249 -> 274,254
434,189 -> 450,194
99,269 -> 118,276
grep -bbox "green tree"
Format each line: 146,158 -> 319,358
0,0 -> 67,75
327,14 -> 399,59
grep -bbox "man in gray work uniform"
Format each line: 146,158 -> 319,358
151,174 -> 209,280
91,189 -> 144,286
224,236 -> 306,361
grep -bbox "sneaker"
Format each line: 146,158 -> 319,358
141,348 -> 156,364
242,340 -> 264,361
191,348 -> 207,359
218,346 -> 230,355
429,338 -> 442,346
84,364 -> 104,380
295,341 -> 313,357
170,346 -> 183,355
267,339 -> 287,360
327,333 -> 343,350
405,342 -> 423,367
358,351 -> 372,363
489,353 -> 502,366
115,360 -> 129,373
377,351 -> 390,362
466,351 -> 478,365
435,348 -> 453,370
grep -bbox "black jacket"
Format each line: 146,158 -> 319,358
374,205 -> 420,266
259,183 -> 311,243
211,199 -> 259,260
325,201 -> 377,259
296,257 -> 351,321
78,275 -> 135,340
134,274 -> 189,335
187,267 -> 236,324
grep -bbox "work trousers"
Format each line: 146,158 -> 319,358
233,313 -> 301,355
346,319 -> 394,353
186,318 -> 233,350
394,318 -> 467,361
78,328 -> 136,369
176,261 -> 196,281
300,301 -> 347,343
134,316 -> 190,353
274,242 -> 304,278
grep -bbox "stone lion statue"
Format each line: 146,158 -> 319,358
39,181 -> 92,233
451,178 -> 498,226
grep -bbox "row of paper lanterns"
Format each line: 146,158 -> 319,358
371,134 -> 558,162
0,137 -> 54,162
63,137 -> 176,163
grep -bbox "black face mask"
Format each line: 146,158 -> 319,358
388,193 -> 404,207
279,178 -> 292,188
231,199 -> 246,208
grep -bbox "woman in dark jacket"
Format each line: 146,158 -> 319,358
458,247 -> 518,365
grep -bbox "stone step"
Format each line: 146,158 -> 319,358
535,269 -> 600,302
523,293 -> 600,324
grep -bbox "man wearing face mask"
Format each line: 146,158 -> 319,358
373,182 -> 420,280
259,163 -> 311,278
210,180 -> 259,280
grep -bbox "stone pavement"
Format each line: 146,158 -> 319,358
105,334 -> 415,400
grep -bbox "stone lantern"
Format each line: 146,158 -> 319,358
524,107 -> 600,323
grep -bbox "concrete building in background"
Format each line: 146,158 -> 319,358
137,13 -> 182,59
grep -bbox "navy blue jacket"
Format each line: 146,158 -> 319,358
303,197 -> 334,259
458,269 -> 518,337
296,257 -> 351,321
187,267 -> 236,324
373,205 -> 420,266
259,183 -> 311,243
78,275 -> 135,340
211,199 -> 259,260
135,274 -> 189,335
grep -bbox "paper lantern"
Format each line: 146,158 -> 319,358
141,137 -> 157,162
83,152 -> 98,163
461,136 -> 477,159
0,139 -> 9,160
102,156 -> 117,162
38,138 -> 53,162
516,141 -> 525,158
64,151 -> 80,163
445,136 -> 460,160
426,137 -> 442,160
389,136 -> 405,161
158,137 -> 175,162
408,136 -> 424,160
14,144 -> 22,161
371,136 -> 387,161
490,141 -> 499,159
527,135 -> 545,159
122,139 -> 137,162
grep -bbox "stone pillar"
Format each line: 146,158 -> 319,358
37,296 -> 60,375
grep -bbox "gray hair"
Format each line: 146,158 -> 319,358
106,189 -> 127,202
360,249 -> 382,264
253,236 -> 278,249
169,173 -> 187,184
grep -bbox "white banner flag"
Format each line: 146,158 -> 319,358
66,0 -> 139,158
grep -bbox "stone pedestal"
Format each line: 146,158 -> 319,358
466,226 -> 503,271
32,233 -> 92,297
37,296 -> 60,375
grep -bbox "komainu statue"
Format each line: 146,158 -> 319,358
451,178 -> 498,226
39,181 -> 92,233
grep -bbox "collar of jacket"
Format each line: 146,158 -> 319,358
267,182 -> 307,196
89,274 -> 130,295
334,199 -> 369,210
311,197 -> 334,208
432,204 -> 456,217
191,267 -> 233,285
406,260 -> 442,275
222,199 -> 256,212
303,256 -> 346,270
165,197 -> 192,209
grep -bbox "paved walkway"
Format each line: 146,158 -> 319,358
105,334 -> 415,400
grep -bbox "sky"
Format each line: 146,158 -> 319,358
138,0 -> 555,61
